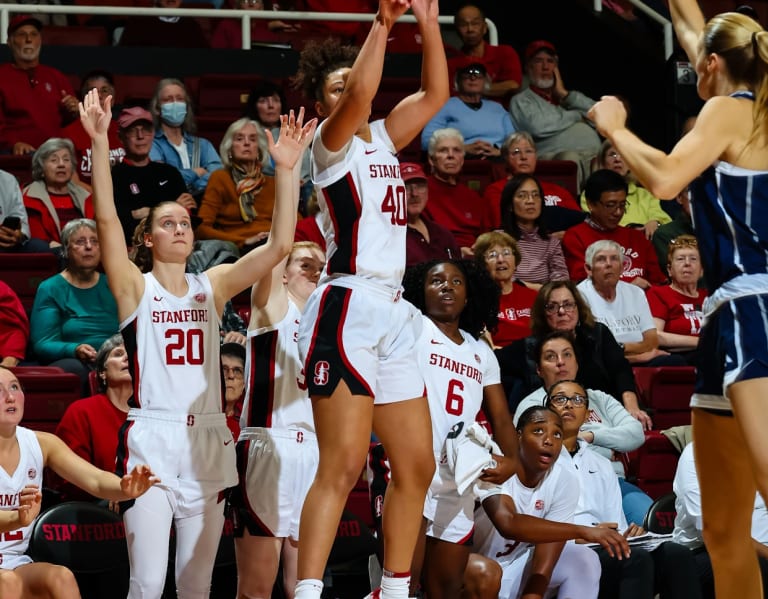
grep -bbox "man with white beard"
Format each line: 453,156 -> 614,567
508,40 -> 602,188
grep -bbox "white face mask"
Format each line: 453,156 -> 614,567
160,101 -> 187,126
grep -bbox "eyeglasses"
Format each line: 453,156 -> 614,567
222,366 -> 244,378
459,68 -> 485,79
71,237 -> 99,247
124,125 -> 153,138
596,199 -> 629,211
484,248 -> 514,261
549,393 -> 587,407
515,190 -> 541,201
544,301 -> 577,315
606,151 -> 621,159
240,0 -> 263,5
511,148 -> 535,157
672,254 -> 699,264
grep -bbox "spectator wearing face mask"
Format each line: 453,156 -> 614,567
149,78 -> 222,199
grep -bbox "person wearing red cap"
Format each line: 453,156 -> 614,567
110,106 -> 192,246
0,15 -> 79,155
447,3 -> 522,102
508,39 -> 601,190
402,161 -> 459,267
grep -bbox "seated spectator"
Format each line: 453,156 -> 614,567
149,78 -> 222,199
546,380 -> 702,599
580,140 -> 671,240
674,442 -> 768,599
211,0 -> 300,49
420,61 -> 515,159
118,0 -> 209,47
221,342 -> 245,439
29,218 -> 119,395
514,330 -> 650,526
195,117 -> 276,253
54,333 -> 130,502
483,131 -> 585,235
495,279 -> 652,429
111,106 -> 192,246
0,168 -> 49,253
401,161 -> 459,267
652,186 -> 694,273
0,281 -> 29,367
423,127 -> 492,257
577,239 -> 687,367
446,3 -> 522,101
474,231 -> 537,348
646,234 -> 706,366
508,40 -> 601,187
62,69 -> 125,189
244,79 -> 312,212
499,174 -> 568,289
563,169 -> 667,288
22,138 -> 94,250
0,15 -> 79,155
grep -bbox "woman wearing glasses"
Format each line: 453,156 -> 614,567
499,174 -> 568,290
473,231 -> 537,348
496,279 -> 652,428
579,141 -> 671,240
646,234 -> 707,366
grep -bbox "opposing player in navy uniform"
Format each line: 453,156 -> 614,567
231,241 -> 325,598
590,0 -> 768,596
0,366 -> 158,599
290,1 -> 450,598
80,87 -> 316,598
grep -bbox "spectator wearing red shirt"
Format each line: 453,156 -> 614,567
0,281 -> 29,367
447,3 -> 522,101
54,334 -> 130,502
0,15 -> 79,155
646,234 -> 707,366
563,169 -> 666,288
401,161 -> 459,267
483,131 -> 586,235
61,70 -> 125,189
475,231 -> 537,348
423,127 -> 492,257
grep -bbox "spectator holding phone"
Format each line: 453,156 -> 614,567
0,168 -> 50,253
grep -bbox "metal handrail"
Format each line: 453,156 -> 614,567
0,3 -> 498,49
592,0 -> 674,59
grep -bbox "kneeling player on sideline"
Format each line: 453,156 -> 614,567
0,365 -> 158,599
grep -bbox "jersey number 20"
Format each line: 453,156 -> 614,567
165,328 -> 204,365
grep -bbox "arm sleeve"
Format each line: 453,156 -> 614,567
29,279 -> 78,362
420,103 -> 451,151
582,390 -> 645,451
509,92 -> 583,139
562,228 -> 588,282
594,323 -> 637,395
547,237 -> 569,281
0,282 -> 29,360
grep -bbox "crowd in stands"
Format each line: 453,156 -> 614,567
0,1 -> 715,598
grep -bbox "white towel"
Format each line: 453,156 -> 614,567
441,421 -> 502,497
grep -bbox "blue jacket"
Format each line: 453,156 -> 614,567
150,129 -> 222,196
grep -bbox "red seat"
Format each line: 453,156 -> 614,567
0,154 -> 33,187
197,74 -> 258,119
16,371 -> 83,433
43,25 -> 109,46
536,159 -> 579,198
113,74 -> 160,108
633,366 -> 695,429
623,430 -> 680,500
458,159 -> 499,196
0,252 -> 60,314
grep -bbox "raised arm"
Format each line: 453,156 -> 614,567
79,89 -> 144,317
248,253 -> 290,330
669,0 -> 707,64
38,431 -> 159,502
208,109 -> 316,312
386,0 -> 450,151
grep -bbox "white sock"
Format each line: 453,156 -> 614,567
380,570 -> 410,599
294,578 -> 324,599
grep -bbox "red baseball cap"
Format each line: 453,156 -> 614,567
525,40 -> 557,62
8,14 -> 43,36
400,162 -> 427,182
117,106 -> 153,130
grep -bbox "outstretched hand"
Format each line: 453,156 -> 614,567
587,95 -> 628,138
120,464 -> 160,499
266,107 -> 318,170
379,0 -> 412,24
410,0 -> 438,22
79,87 -> 113,139
17,484 -> 42,528
581,525 -> 631,560
480,453 -> 515,484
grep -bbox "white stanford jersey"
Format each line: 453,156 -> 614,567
311,119 -> 407,289
418,316 -> 500,459
0,427 -> 44,561
473,460 -> 577,567
121,272 -> 223,414
241,300 -> 314,432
